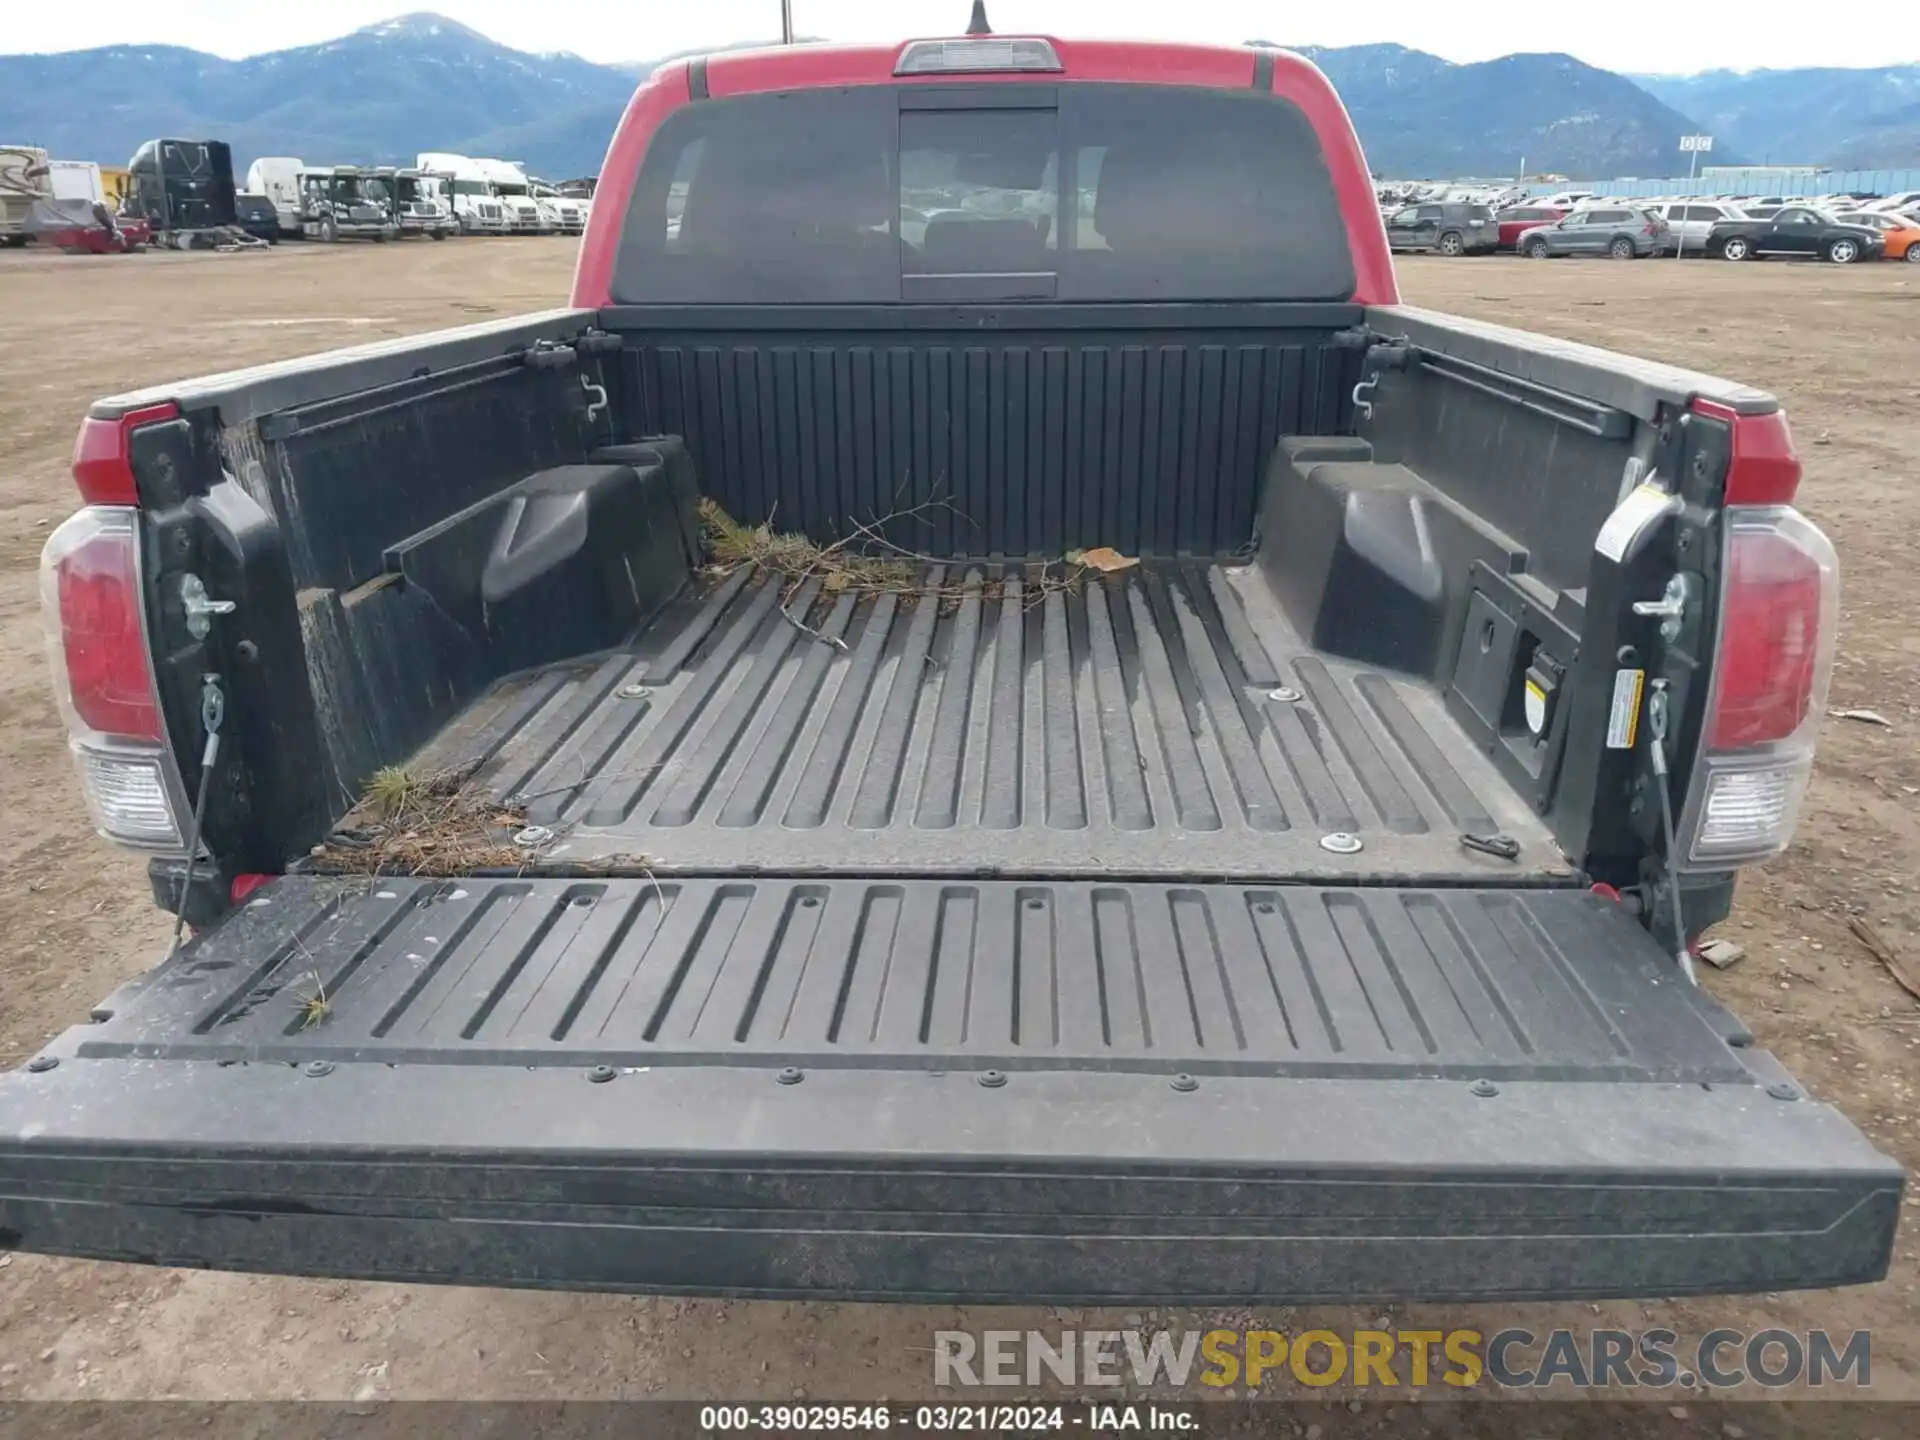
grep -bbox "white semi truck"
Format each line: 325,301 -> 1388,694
417,152 -> 513,235
528,176 -> 587,234
243,157 -> 306,237
390,169 -> 455,239
472,158 -> 544,233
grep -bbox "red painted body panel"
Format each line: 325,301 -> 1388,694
70,403 -> 178,507
1692,398 -> 1802,507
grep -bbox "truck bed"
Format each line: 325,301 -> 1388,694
22,293 -> 1900,1303
419,560 -> 1556,881
8,564 -> 1894,1304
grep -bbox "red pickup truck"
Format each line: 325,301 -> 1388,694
6,29 -> 1896,1305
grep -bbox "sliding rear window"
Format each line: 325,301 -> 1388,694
613,82 -> 1355,304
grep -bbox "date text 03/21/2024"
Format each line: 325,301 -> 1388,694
698,1404 -> 1191,1432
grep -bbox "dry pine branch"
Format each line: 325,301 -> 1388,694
310,763 -> 537,877
696,497 -> 1115,615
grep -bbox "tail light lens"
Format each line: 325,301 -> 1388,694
40,507 -> 186,850
51,515 -> 162,740
1680,507 -> 1838,868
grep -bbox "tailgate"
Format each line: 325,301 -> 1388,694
0,876 -> 1899,1302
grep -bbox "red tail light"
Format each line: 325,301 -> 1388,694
1707,525 -> 1825,749
49,517 -> 162,741
42,507 -> 185,850
1680,507 -> 1838,869
70,403 -> 178,508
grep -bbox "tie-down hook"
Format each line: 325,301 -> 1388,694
580,372 -> 609,423
1352,372 -> 1379,423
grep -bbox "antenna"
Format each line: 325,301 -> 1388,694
967,2 -> 992,35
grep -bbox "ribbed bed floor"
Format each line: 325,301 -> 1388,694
420,562 -> 1557,880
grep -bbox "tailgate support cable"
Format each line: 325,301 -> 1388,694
167,673 -> 225,959
1645,678 -> 1696,985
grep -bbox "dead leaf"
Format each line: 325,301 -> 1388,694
1830,708 -> 1893,727
1077,547 -> 1139,573
823,570 -> 850,592
1849,916 -> 1920,1004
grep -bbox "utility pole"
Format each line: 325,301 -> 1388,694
780,0 -> 794,44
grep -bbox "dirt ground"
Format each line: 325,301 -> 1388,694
0,240 -> 1916,1408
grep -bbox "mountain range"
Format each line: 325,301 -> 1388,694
1633,66 -> 1920,169
1288,43 -> 1719,178
1,13 -> 1915,181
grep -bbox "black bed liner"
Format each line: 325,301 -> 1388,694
0,874 -> 1899,1301
418,561 -> 1557,881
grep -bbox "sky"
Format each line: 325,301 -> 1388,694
6,0 -> 1915,74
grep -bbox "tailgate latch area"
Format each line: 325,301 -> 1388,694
1632,572 -> 1693,643
178,573 -> 236,639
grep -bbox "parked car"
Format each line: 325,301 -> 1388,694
11,28 -> 1894,1309
1491,204 -> 1566,251
1649,200 -> 1747,256
1834,211 -> 1920,262
1866,190 -> 1920,214
1707,207 -> 1884,264
1383,202 -> 1496,256
232,192 -> 281,244
1518,206 -> 1669,259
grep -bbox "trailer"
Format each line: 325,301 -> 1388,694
1,145 -> 51,247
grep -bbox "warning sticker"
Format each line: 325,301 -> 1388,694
1606,668 -> 1645,749
1594,482 -> 1678,563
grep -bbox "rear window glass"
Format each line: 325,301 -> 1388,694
614,83 -> 1355,304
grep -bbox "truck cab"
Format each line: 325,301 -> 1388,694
297,166 -> 398,242
243,157 -> 305,237
124,138 -> 238,246
474,157 -> 545,233
390,168 -> 455,239
418,151 -> 512,235
528,176 -> 586,234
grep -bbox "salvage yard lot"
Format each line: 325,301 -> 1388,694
0,240 -> 1916,1402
